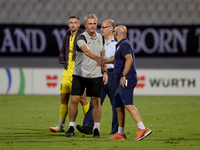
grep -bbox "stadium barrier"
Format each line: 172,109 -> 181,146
0,68 -> 199,96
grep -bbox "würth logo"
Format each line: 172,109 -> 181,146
136,76 -> 145,88
46,75 -> 58,88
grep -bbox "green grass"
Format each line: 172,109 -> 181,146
0,95 -> 200,150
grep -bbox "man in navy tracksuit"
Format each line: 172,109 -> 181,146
108,25 -> 152,141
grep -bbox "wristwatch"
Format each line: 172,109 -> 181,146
103,70 -> 108,74
121,74 -> 126,77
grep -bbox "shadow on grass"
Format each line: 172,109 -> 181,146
1,127 -> 111,143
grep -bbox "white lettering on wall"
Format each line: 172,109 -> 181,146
52,28 -> 67,51
195,28 -> 200,53
158,29 -> 172,53
1,28 -> 16,52
172,29 -> 189,53
14,28 -> 31,52
31,29 -> 46,53
0,28 -> 46,53
129,28 -> 189,54
142,28 -> 159,54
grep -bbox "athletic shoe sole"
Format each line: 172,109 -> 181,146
49,128 -> 58,132
65,132 -> 75,137
49,127 -> 65,132
136,130 -> 152,141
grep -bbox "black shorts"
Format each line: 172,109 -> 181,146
71,75 -> 103,97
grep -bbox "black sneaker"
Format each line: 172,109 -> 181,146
76,125 -> 93,134
109,132 -> 115,135
93,128 -> 100,138
65,126 -> 75,137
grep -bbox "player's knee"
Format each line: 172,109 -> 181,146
60,93 -> 70,104
71,96 -> 81,106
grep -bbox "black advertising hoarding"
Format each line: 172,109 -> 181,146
0,24 -> 200,57
0,24 -> 67,57
127,25 -> 200,57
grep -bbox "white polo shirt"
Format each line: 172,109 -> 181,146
74,31 -> 105,78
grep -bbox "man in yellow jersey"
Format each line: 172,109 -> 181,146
50,16 -> 89,132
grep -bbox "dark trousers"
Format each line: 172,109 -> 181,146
82,70 -> 118,133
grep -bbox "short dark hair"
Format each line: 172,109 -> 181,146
69,15 -> 80,20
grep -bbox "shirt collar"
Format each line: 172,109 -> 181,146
85,31 -> 98,40
106,37 -> 115,45
116,38 -> 127,47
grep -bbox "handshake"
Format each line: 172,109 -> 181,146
96,56 -> 107,67
96,56 -> 114,67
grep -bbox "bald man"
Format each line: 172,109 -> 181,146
108,25 -> 152,141
76,19 -> 118,135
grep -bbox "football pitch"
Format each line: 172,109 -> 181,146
0,95 -> 200,150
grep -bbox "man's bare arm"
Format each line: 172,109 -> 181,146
105,56 -> 115,64
80,45 -> 105,67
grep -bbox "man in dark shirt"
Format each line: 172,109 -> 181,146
108,25 -> 152,141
